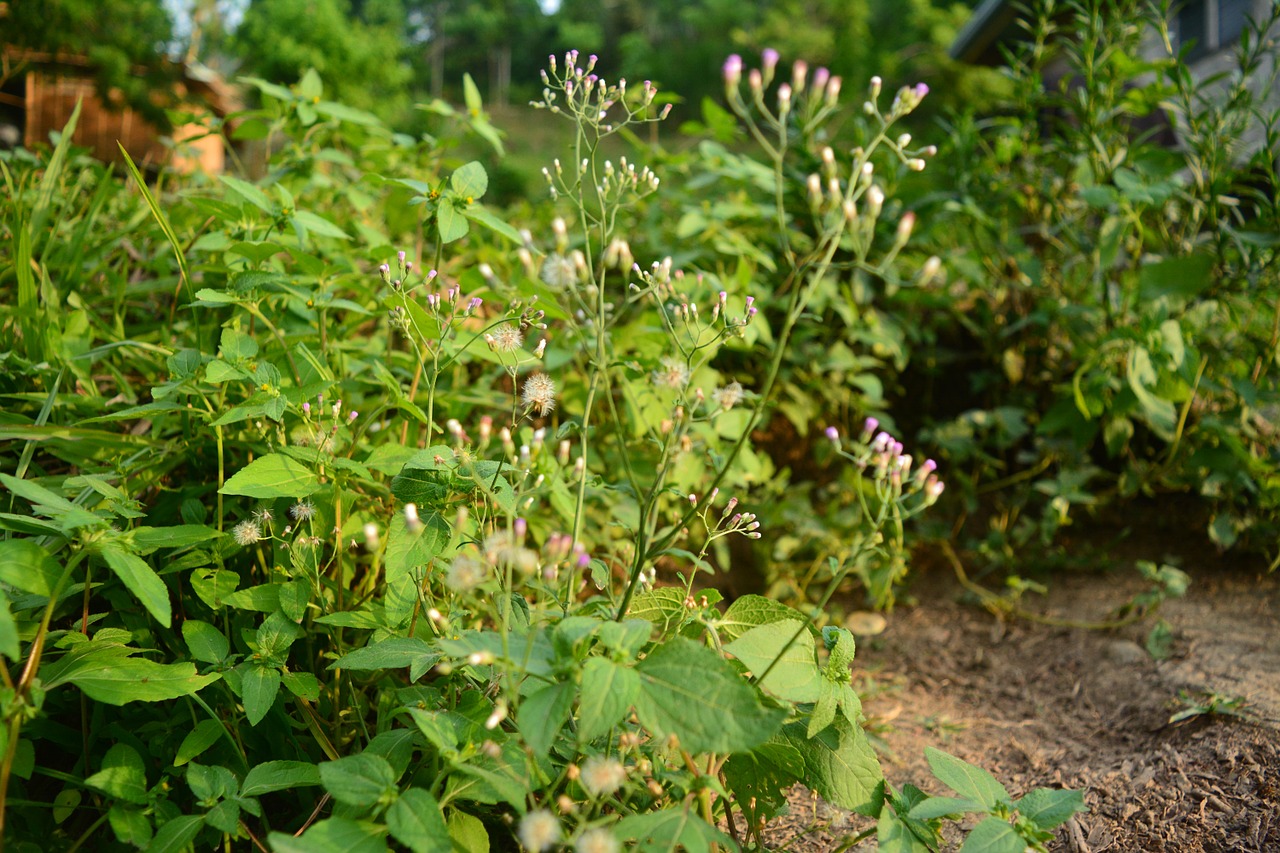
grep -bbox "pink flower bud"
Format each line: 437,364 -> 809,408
723,54 -> 743,88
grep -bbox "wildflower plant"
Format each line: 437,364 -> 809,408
0,51 -> 1083,853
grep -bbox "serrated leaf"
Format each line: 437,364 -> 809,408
330,637 -> 441,675
187,762 -> 239,802
86,744 -> 148,804
925,747 -> 1010,809
100,546 -> 171,627
634,637 -> 786,754
783,716 -> 883,810
578,658 -> 640,744
0,539 -> 62,595
718,595 -> 810,643
627,588 -> 690,636
240,760 -> 321,797
57,657 -> 218,704
447,810 -> 489,853
386,788 -> 450,853
616,809 -> 732,853
877,805 -> 934,853
240,663 -> 280,725
319,754 -> 397,808
220,454 -> 320,499
191,568 -> 239,608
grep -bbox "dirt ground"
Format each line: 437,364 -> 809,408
765,543 -> 1280,851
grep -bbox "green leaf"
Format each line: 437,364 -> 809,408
634,637 -> 786,754
255,610 -> 304,659
725,620 -> 822,702
447,811 -> 489,853
319,754 -> 398,808
240,761 -> 321,797
85,744 -> 148,804
133,525 -> 222,552
330,637 -> 441,681
292,210 -> 350,240
616,808 -> 732,853
877,805 -> 934,853
175,719 -> 225,766
282,670 -> 320,700
450,162 -> 488,200
386,788 -> 451,853
240,663 -> 281,725
183,620 -> 230,664
907,796 -> 986,820
220,175 -> 274,213
57,658 -> 218,705
924,747 -> 1011,809
1,472 -> 104,531
100,546 -> 171,627
577,657 -> 640,744
1126,347 -> 1177,439
145,815 -> 205,853
462,206 -> 523,243
627,588 -> 691,636
221,454 -> 320,499
187,762 -> 239,802
0,539 -> 62,595
436,199 -> 469,244
191,568 -> 239,608
268,818 -> 386,853
462,73 -> 483,114
718,595 -> 809,643
1138,253 -> 1214,303
783,716 -> 883,810
0,595 -> 17,661
1017,787 -> 1086,830
958,816 -> 1024,853
517,681 -> 575,758
108,804 -> 152,847
220,328 -> 259,361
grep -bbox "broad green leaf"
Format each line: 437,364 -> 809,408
187,762 -> 239,802
145,815 -> 205,853
240,761 -> 321,797
462,206 -> 523,243
292,210 -> 350,240
0,472 -> 104,531
578,653 -> 640,742
220,175 -> 274,213
175,719 -> 225,766
436,199 -> 469,244
924,747 -> 1011,809
447,810 -> 489,853
517,681 -> 574,757
1126,347 -> 1177,438
0,539 -> 62,595
330,637 -> 441,680
240,663 -> 281,725
57,658 -> 218,705
222,583 -> 281,612
386,788 -> 450,853
724,619 -> 822,702
1017,787 -> 1086,830
85,744 -> 148,804
100,546 -> 171,627
450,162 -> 488,200
268,818 -> 386,853
877,805 -> 934,853
627,588 -> 690,636
108,804 -> 152,847
282,670 -> 319,700
718,595 -> 809,643
255,610 -> 304,659
783,716 -> 882,810
384,512 -> 449,590
824,626 -> 858,674
220,328 -> 259,361
319,754 -> 398,808
616,808 -> 732,853
722,742 -> 806,826
1138,253 -> 1213,303
907,796 -> 986,820
192,288 -> 241,305
221,453 -> 320,499
634,637 -> 786,754
191,568 -> 239,608
133,525 -> 222,552
183,620 -> 229,664
0,594 -> 17,660
958,816 -> 1024,853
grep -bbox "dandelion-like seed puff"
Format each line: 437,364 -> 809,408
521,374 -> 557,417
490,324 -> 524,352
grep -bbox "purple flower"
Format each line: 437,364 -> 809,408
825,426 -> 840,443
723,54 -> 743,87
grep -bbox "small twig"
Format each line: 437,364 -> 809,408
295,793 -> 331,837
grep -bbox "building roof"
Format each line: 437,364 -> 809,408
950,0 -> 1018,64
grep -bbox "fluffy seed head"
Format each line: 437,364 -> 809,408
580,756 -> 627,797
522,374 -> 557,417
232,520 -> 262,546
490,324 -> 524,353
519,810 -> 562,852
576,828 -> 620,853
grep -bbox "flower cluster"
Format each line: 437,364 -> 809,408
827,418 -> 945,505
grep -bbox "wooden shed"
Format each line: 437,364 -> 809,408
0,48 -> 238,174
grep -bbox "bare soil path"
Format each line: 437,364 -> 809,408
767,549 -> 1280,851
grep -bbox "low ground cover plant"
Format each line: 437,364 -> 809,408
0,49 -> 1086,852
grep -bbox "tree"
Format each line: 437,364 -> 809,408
230,0 -> 413,122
